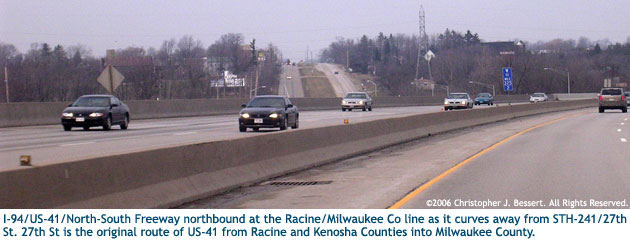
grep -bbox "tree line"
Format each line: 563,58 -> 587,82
320,29 -> 630,96
0,34 -> 282,102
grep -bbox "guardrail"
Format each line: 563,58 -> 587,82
0,99 -> 596,208
0,95 -> 530,128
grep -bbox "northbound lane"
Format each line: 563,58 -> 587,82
396,110 -> 630,209
181,108 -> 616,209
0,104 -> 503,171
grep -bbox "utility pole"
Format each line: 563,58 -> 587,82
414,5 -> 426,81
4,65 -> 8,103
346,50 -> 349,69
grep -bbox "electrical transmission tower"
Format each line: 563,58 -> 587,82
414,5 -> 426,81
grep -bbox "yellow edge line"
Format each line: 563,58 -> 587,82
388,111 -> 587,209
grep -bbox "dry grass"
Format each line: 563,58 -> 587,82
299,66 -> 326,77
301,77 -> 336,98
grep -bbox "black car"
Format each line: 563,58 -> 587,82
61,95 -> 130,131
238,95 -> 299,132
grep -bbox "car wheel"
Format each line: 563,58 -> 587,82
120,115 -> 129,130
348,109 -> 352,111
239,125 -> 246,132
280,118 -> 287,130
368,105 -> 372,111
83,126 -> 90,131
342,108 -> 346,112
599,107 -> 604,113
292,116 -> 299,129
253,127 -> 259,131
623,107 -> 628,113
103,116 -> 112,130
63,125 -> 71,131
362,107 -> 366,111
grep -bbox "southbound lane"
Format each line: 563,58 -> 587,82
0,105 -> 502,171
397,111 -> 630,208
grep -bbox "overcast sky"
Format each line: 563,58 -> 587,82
2,0 -> 629,60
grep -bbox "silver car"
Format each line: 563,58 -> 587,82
341,92 -> 373,112
529,93 -> 548,103
444,93 -> 473,110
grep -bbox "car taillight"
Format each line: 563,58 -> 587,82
622,96 -> 625,101
599,96 -> 603,101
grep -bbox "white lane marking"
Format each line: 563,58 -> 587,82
621,138 -> 627,143
622,123 -> 625,125
173,131 -> 197,136
60,141 -> 95,147
625,118 -> 628,121
618,129 -> 622,132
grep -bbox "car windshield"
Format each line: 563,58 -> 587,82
602,89 -> 622,95
345,93 -> 367,99
447,94 -> 468,99
532,94 -> 545,97
477,94 -> 490,98
247,97 -> 285,108
72,97 -> 110,107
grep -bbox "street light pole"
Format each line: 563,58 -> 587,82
544,67 -> 570,94
567,72 -> 570,94
367,80 -> 377,97
468,81 -> 495,97
3,66 -> 8,103
250,86 -> 267,98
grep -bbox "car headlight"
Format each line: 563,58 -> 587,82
269,113 -> 278,118
89,112 -> 104,117
241,113 -> 250,119
62,112 -> 73,118
444,100 -> 449,105
359,101 -> 364,104
342,100 -> 347,104
462,101 -> 466,104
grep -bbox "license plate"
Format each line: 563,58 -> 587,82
608,98 -> 615,101
254,118 -> 263,124
75,117 -> 85,122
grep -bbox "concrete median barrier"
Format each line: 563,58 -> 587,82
0,95 -> 531,128
0,99 -> 595,208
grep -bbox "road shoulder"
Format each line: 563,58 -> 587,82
179,109 -> 590,208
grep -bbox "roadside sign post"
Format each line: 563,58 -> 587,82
97,65 -> 125,94
503,67 -> 513,105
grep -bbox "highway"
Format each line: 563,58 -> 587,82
395,110 -> 630,209
0,104 -> 504,172
180,108 -> 630,209
278,65 -> 304,98
317,63 -> 357,97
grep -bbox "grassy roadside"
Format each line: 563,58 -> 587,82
301,77 -> 336,98
299,65 -> 335,97
298,66 -> 326,77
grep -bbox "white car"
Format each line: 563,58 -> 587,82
444,93 -> 473,110
530,93 -> 548,103
286,76 -> 292,80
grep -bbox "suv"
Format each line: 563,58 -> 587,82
598,88 -> 627,113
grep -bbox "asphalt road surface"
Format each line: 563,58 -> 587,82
278,65 -> 304,98
317,63 -> 356,97
0,105 -> 503,171
180,108 -> 630,209
397,110 -> 630,209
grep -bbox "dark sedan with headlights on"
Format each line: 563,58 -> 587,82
238,95 -> 299,132
61,95 -> 130,131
